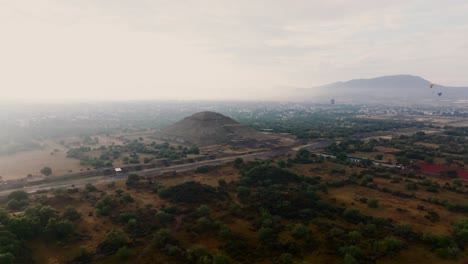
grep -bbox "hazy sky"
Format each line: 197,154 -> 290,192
1,0 -> 468,102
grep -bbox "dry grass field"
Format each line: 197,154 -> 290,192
0,141 -> 86,180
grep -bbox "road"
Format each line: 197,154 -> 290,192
0,140 -> 329,198
0,146 -> 293,198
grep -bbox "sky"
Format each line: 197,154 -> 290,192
1,0 -> 468,102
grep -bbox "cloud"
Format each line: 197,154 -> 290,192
0,0 -> 467,102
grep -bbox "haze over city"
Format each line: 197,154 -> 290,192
1,0 -> 468,102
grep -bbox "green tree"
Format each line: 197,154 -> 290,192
187,145 -> 200,155
126,173 -> 140,186
6,199 -> 24,210
233,158 -> 244,168
195,166 -> 210,173
95,195 -> 115,216
62,206 -> 81,221
295,149 -> 312,163
46,218 -> 74,240
98,231 -> 128,253
40,166 -> 52,176
8,190 -> 28,201
0,230 -> 20,258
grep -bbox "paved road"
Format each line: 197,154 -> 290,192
0,147 -> 292,198
0,141 -> 329,198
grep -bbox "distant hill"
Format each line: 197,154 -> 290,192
160,111 -> 271,146
293,75 -> 468,103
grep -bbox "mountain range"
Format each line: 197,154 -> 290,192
291,75 -> 468,103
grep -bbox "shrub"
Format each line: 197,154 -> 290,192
8,190 -> 28,201
153,228 -> 178,249
116,246 -> 134,260
98,231 -> 128,253
367,199 -> 379,208
126,174 -> 140,186
6,199 -> 25,210
62,206 -> 81,221
46,218 -> 74,240
425,211 -> 440,223
195,166 -> 210,173
155,211 -> 174,224
95,195 -> 115,216
85,183 -> 97,192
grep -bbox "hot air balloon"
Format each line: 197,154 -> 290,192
330,99 -> 335,104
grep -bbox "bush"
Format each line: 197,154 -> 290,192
153,228 -> 178,249
234,158 -> 244,168
155,211 -> 174,224
367,199 -> 379,208
237,186 -> 250,199
195,166 -> 210,173
126,173 -> 140,186
0,253 -> 15,264
373,236 -> 407,256
213,254 -> 232,264
85,183 -> 97,192
425,211 -> 440,223
422,232 -> 455,250
6,199 -> 25,210
63,206 -> 81,221
40,166 -> 52,176
197,204 -> 210,217
8,190 -> 28,201
290,224 -> 309,240
95,195 -> 115,216
348,231 -> 362,243
275,253 -> 293,264
122,194 -> 134,203
46,218 -> 74,240
218,179 -> 227,189
158,181 -> 219,203
116,246 -> 134,260
452,218 -> 468,246
343,208 -> 366,223
186,245 -> 211,263
98,231 -> 128,253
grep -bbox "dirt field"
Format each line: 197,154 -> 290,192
0,141 -> 86,180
